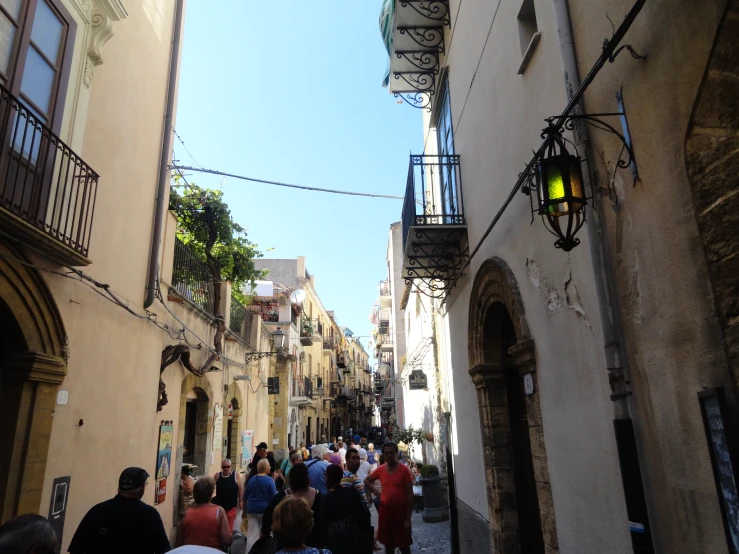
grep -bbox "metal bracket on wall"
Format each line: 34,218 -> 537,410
548,111 -> 639,187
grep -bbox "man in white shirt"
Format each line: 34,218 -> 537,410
356,448 -> 371,481
338,441 -> 347,468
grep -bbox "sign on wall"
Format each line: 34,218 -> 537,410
154,421 -> 173,505
212,404 -> 224,454
48,476 -> 70,547
242,430 -> 254,468
698,388 -> 739,553
408,370 -> 428,390
154,479 -> 167,506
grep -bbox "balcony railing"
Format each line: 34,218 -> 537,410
379,280 -> 391,296
172,238 -> 214,314
399,154 -> 468,303
291,376 -> 313,399
323,335 -> 339,350
401,154 -> 464,252
0,83 -> 99,262
229,295 -> 254,345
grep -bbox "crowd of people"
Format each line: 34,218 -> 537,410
0,434 -> 418,554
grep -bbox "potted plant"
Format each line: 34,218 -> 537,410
419,464 -> 448,523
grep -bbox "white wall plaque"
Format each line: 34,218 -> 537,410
56,390 -> 69,405
523,373 -> 535,396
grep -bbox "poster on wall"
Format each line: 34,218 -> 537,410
242,430 -> 254,469
212,404 -> 224,453
156,422 -> 173,479
154,478 -> 167,505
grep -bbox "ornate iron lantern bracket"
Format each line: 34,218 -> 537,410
522,111 -> 638,251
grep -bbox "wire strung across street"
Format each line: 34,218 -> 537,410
170,164 -> 405,200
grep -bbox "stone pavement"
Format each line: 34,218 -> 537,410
371,505 -> 452,554
231,504 -> 452,554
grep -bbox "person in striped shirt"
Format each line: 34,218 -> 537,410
341,448 -> 370,510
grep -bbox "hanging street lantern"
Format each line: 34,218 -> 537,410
523,123 -> 588,252
244,326 -> 286,363
272,327 -> 285,350
535,126 -> 586,251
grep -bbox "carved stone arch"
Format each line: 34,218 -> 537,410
0,242 -> 67,361
0,243 -> 68,521
468,257 -> 530,369
684,0 -> 739,394
467,257 -> 558,553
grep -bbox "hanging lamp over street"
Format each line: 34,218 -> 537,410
534,125 -> 587,251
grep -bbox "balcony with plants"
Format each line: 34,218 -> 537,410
300,315 -> 314,346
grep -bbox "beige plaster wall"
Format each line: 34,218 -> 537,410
38,0 -> 181,550
567,1 -> 733,551
438,0 -> 632,550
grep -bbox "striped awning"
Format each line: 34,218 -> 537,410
378,1 -> 451,109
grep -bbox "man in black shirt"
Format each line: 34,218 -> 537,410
68,467 -> 170,553
247,441 -> 273,479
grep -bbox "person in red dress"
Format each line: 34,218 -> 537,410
364,442 -> 414,554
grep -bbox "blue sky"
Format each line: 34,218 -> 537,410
175,2 -> 421,352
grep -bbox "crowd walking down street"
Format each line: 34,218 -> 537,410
0,438 -> 449,554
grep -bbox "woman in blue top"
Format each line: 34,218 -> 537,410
244,458 -> 277,552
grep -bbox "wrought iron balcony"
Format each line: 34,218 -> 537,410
382,0 -> 451,110
401,154 -> 468,302
172,238 -> 214,314
229,294 -> 255,347
290,376 -> 313,407
0,84 -> 99,265
379,279 -> 392,306
379,334 -> 394,351
377,307 -> 391,335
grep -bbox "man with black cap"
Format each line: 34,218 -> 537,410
247,441 -> 274,480
68,467 -> 170,553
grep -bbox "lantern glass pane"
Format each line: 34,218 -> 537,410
547,165 -> 565,202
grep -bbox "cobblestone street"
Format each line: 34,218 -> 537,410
370,507 -> 451,554
231,506 -> 451,554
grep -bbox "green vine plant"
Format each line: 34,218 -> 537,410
169,175 -> 267,306
168,176 -> 267,371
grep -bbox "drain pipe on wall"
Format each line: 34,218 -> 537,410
550,1 -> 655,552
144,0 -> 185,309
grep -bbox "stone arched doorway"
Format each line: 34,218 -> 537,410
178,374 -> 214,472
224,383 -> 244,467
0,242 -> 67,522
468,257 -> 558,553
685,0 -> 739,395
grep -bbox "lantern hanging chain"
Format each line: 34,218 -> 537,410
448,0 -> 647,286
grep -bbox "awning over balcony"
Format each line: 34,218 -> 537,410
380,0 -> 450,110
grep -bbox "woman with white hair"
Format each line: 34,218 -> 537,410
367,443 -> 378,471
243,458 -> 277,552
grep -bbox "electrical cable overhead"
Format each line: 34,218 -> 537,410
171,164 -> 405,200
172,125 -> 204,169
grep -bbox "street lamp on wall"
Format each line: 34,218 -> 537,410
244,327 -> 286,363
533,125 -> 587,251
523,111 -> 637,252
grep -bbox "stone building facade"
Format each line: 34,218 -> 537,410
379,0 -> 739,552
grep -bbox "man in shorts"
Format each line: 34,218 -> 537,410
364,442 -> 413,554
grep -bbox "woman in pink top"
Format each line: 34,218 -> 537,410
176,476 -> 233,550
